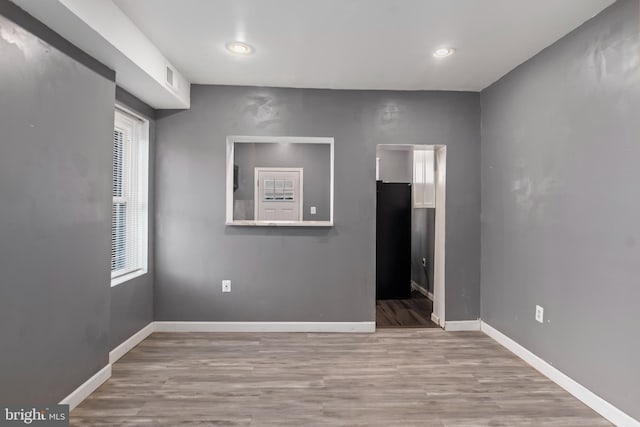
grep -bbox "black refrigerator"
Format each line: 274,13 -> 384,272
376,181 -> 412,299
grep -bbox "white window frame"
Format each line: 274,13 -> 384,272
225,135 -> 334,227
111,105 -> 149,287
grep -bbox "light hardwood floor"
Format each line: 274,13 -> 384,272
72,330 -> 610,426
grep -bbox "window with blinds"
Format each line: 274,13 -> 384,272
413,149 -> 435,208
112,108 -> 148,285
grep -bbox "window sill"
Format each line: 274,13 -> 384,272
226,220 -> 334,227
111,269 -> 147,287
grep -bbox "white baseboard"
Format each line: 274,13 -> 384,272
411,281 -> 433,301
109,322 -> 155,364
430,312 -> 440,325
154,321 -> 376,333
59,364 -> 111,411
444,319 -> 481,331
481,321 -> 639,427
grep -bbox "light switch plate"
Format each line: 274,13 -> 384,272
222,280 -> 231,293
535,305 -> 544,323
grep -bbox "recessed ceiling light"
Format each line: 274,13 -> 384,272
226,41 -> 253,55
433,48 -> 455,58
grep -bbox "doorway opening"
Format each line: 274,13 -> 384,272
375,144 -> 446,329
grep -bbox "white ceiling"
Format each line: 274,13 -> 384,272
114,0 -> 614,92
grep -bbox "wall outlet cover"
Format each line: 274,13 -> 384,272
222,280 -> 231,293
310,206 -> 317,215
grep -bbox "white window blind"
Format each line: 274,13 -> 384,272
112,109 -> 148,283
413,149 -> 435,208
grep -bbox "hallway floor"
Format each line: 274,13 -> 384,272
376,290 -> 439,328
71,330 -> 609,426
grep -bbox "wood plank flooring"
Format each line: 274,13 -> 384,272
377,290 -> 438,328
71,330 -> 609,426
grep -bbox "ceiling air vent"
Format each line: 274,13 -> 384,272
165,65 -> 177,90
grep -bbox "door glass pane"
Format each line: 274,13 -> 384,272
284,179 -> 294,201
263,179 -> 274,200
274,179 -> 285,200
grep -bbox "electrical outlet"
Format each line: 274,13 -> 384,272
310,206 -> 317,215
535,305 -> 544,323
422,257 -> 427,267
222,280 -> 231,293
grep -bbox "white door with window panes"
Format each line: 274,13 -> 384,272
255,168 -> 303,221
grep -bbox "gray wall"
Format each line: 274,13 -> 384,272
110,88 -> 155,350
411,208 -> 435,294
377,149 -> 412,183
155,85 -> 480,321
481,0 -> 640,419
0,3 -> 115,403
233,142 -> 331,221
